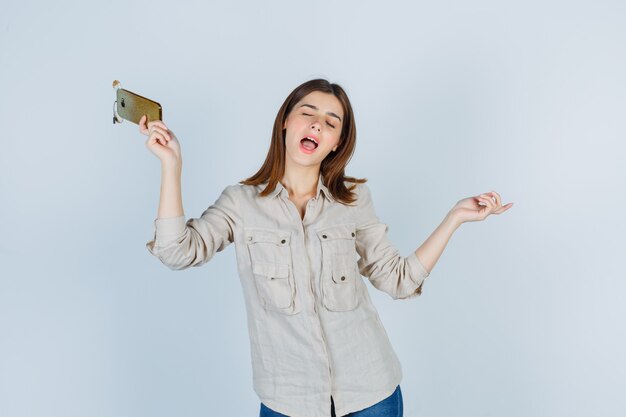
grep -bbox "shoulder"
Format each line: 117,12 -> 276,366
232,182 -> 261,197
353,181 -> 372,201
338,181 -> 372,210
354,181 -> 370,192
212,184 -> 245,206
222,182 -> 266,204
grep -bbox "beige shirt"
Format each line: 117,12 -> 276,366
145,174 -> 430,417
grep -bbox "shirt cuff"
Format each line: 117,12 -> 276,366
152,215 -> 186,241
406,251 -> 430,279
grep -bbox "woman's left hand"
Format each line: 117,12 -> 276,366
449,191 -> 513,225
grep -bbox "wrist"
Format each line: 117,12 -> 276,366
444,210 -> 462,230
161,160 -> 182,174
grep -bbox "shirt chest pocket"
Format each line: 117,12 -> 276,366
316,223 -> 360,312
245,227 -> 299,315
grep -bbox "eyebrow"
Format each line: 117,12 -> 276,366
298,104 -> 342,123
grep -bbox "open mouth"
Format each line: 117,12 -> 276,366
300,136 -> 319,151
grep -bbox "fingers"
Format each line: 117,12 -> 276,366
149,130 -> 172,146
148,120 -> 169,131
494,202 -> 514,214
477,194 -> 497,212
139,115 -> 170,136
476,196 -> 494,210
489,191 -> 501,206
489,192 -> 514,213
149,126 -> 172,143
139,115 -> 148,134
479,192 -> 498,205
479,191 -> 514,215
138,114 -> 171,143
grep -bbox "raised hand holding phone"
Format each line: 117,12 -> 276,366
139,114 -> 182,168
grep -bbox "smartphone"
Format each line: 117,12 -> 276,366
114,87 -> 162,124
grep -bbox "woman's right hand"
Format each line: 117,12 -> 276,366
140,115 -> 182,167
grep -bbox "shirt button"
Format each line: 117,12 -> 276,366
281,239 -> 286,244
247,236 -> 252,241
351,232 -> 355,237
322,234 -> 327,239
340,276 -> 346,281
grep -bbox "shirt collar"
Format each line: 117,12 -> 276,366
263,174 -> 335,203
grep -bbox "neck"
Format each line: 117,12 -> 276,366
281,165 -> 320,199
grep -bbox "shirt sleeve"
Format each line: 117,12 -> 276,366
145,185 -> 238,270
354,183 -> 430,300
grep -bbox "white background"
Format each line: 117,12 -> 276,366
1,0 -> 625,416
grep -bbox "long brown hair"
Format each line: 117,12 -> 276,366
239,78 -> 367,205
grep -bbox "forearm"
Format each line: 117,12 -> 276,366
414,211 -> 461,274
157,162 -> 184,219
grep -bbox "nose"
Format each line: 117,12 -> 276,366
310,119 -> 321,132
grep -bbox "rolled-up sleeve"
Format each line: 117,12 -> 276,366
354,184 -> 430,300
145,185 -> 238,270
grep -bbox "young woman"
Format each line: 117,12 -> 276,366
141,79 -> 513,417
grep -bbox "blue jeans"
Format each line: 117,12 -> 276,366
259,385 -> 403,417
